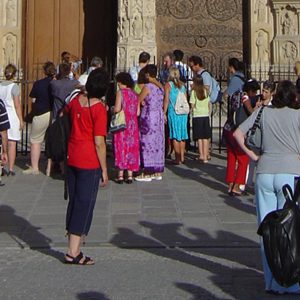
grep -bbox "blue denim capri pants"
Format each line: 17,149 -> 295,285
66,166 -> 102,236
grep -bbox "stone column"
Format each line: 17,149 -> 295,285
117,0 -> 157,72
0,0 -> 22,77
271,1 -> 300,66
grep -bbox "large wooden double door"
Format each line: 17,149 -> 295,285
24,0 -> 118,80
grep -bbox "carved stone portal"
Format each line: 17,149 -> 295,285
117,0 -> 157,71
272,1 -> 300,65
0,0 -> 21,74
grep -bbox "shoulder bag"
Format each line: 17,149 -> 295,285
109,90 -> 127,133
245,106 -> 264,153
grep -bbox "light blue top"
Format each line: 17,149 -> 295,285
227,71 -> 245,96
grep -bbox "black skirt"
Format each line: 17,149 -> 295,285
192,116 -> 211,140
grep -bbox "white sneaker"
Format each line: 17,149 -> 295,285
151,175 -> 162,181
22,167 -> 40,175
135,174 -> 152,182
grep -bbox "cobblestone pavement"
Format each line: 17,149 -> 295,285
0,152 -> 289,299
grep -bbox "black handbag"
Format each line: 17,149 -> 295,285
245,106 -> 264,153
24,104 -> 36,123
257,182 -> 300,287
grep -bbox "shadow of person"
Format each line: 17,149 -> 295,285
0,205 -> 64,261
165,162 -> 228,195
175,282 -> 221,300
223,194 -> 257,216
77,291 -> 111,300
110,223 -> 263,299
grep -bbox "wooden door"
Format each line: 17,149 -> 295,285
24,0 -> 84,81
23,0 -> 118,81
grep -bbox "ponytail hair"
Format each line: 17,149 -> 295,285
193,76 -> 206,100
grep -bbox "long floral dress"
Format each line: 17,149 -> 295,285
139,83 -> 165,173
114,88 -> 140,171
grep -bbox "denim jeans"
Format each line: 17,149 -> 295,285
66,166 -> 101,236
256,173 -> 300,293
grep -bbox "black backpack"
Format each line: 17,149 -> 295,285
45,112 -> 71,163
257,182 -> 300,287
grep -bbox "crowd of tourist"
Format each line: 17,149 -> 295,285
1,50 -> 300,290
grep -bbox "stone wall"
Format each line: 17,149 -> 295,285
155,0 -> 243,76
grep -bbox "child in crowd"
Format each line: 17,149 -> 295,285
256,80 -> 276,108
241,79 -> 260,115
190,77 -> 211,162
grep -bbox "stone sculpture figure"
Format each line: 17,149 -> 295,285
281,12 -> 294,35
3,34 -> 16,65
132,14 -> 142,38
256,31 -> 269,63
145,18 -> 154,38
119,48 -> 126,70
121,17 -> 130,39
6,0 -> 17,26
282,42 -> 297,61
255,0 -> 265,23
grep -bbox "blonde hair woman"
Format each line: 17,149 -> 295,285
0,64 -> 24,175
163,66 -> 188,165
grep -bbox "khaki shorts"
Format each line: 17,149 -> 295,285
30,111 -> 52,144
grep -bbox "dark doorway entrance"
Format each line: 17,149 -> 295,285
82,0 -> 118,76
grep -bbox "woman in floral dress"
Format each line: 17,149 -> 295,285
114,72 -> 140,184
136,64 -> 165,182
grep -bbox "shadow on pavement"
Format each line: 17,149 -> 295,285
175,282 -> 220,300
223,195 -> 257,216
166,161 -> 227,194
77,291 -> 111,300
166,161 -> 257,217
0,205 -> 64,261
110,222 -> 263,299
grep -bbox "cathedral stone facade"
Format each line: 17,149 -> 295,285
0,0 -> 299,79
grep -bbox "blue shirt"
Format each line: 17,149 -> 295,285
227,72 -> 245,97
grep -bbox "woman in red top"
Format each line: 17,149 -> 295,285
64,68 -> 109,265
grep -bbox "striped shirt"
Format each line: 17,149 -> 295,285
0,99 -> 10,131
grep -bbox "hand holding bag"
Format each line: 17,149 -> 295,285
245,106 -> 264,153
24,103 -> 36,123
109,91 -> 127,133
257,183 -> 300,287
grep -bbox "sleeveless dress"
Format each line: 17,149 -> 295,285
114,88 -> 140,172
167,82 -> 188,141
139,83 -> 165,173
0,82 -> 20,141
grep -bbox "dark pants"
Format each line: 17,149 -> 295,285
66,166 -> 101,236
